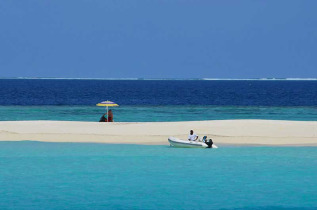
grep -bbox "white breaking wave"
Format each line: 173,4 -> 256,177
2,77 -> 317,81
202,78 -> 317,81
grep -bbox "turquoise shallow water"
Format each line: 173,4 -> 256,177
0,105 -> 316,121
1,142 -> 317,209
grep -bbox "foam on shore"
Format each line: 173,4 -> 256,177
2,77 -> 317,80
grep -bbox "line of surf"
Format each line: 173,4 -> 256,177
1,77 -> 317,81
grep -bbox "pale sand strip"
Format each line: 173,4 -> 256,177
0,120 -> 316,146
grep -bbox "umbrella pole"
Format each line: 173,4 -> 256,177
107,106 -> 108,122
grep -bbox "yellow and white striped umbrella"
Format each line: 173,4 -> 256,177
96,101 -> 119,107
96,101 -> 119,117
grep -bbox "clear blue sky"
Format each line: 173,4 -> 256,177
0,1 -> 316,78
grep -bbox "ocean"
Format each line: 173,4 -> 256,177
0,79 -> 316,121
1,79 -> 317,209
0,142 -> 317,209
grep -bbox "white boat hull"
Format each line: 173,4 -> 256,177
168,137 -> 218,148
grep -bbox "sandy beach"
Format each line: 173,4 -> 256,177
0,120 -> 316,146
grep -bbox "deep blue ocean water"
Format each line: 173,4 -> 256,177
0,79 -> 316,121
0,142 -> 317,210
1,79 -> 317,106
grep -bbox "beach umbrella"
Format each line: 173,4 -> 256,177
96,100 -> 119,118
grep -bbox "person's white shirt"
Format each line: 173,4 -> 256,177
188,133 -> 198,141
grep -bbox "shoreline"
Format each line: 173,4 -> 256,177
2,140 -> 317,147
0,120 -> 316,146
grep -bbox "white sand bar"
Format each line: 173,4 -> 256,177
0,120 -> 316,146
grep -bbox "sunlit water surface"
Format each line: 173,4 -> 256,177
1,142 -> 316,209
1,105 -> 316,121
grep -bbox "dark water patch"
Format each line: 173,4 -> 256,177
1,79 -> 316,106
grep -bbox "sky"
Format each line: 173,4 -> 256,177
0,0 -> 316,79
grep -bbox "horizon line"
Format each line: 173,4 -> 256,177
0,77 -> 317,81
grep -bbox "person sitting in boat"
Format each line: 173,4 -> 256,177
99,113 -> 107,122
188,130 -> 198,141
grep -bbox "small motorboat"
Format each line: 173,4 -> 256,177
168,136 -> 218,149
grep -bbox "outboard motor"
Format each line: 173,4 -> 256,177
202,136 -> 214,148
206,139 -> 214,148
